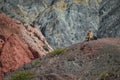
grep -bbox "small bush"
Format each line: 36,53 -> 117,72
11,71 -> 35,80
99,71 -> 109,79
50,48 -> 66,57
33,60 -> 40,66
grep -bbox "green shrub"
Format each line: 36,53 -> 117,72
99,71 -> 109,79
11,71 -> 35,80
50,48 -> 66,57
33,60 -> 40,66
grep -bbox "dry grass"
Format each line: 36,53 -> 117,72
73,0 -> 89,4
10,71 -> 35,80
53,0 -> 67,11
99,71 -> 109,79
50,48 -> 67,57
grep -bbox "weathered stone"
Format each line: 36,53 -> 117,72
98,0 -> 120,38
35,0 -> 99,48
1,0 -> 120,49
0,13 -> 53,79
0,0 -> 100,49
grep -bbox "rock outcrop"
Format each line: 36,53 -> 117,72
4,38 -> 120,80
0,13 -> 53,78
1,0 -> 120,49
98,0 -> 120,38
0,0 -> 102,48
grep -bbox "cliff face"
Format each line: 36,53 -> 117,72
1,0 -> 120,48
98,0 -> 120,38
0,13 -> 53,78
0,0 -> 101,48
0,34 -> 34,78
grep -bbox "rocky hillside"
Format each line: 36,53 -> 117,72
3,38 -> 120,80
0,13 -> 53,78
97,0 -> 120,38
0,0 -> 102,48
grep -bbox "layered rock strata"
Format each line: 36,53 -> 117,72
0,0 -> 101,48
98,0 -> 120,38
0,13 -> 53,78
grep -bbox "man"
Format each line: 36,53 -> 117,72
86,31 -> 93,41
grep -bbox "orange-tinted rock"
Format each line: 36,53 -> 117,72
0,13 -> 53,78
0,34 -> 33,76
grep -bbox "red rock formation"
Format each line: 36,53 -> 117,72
0,13 -> 53,78
0,34 -> 33,76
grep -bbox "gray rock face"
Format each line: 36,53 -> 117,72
97,0 -> 120,38
36,3 -> 99,48
0,0 -> 46,23
0,0 -> 100,49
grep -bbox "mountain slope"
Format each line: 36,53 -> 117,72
0,0 -> 101,48
4,38 -> 120,80
0,13 -> 53,78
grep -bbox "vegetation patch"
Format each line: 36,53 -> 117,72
10,71 -> 35,80
50,48 -> 67,57
53,0 -> 67,11
99,71 -> 109,80
33,59 -> 40,67
73,0 -> 89,4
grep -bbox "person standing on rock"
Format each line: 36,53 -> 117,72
86,30 -> 93,41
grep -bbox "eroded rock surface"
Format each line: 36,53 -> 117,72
98,0 -> 120,38
0,0 -> 101,48
1,0 -> 120,49
0,13 -> 53,78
